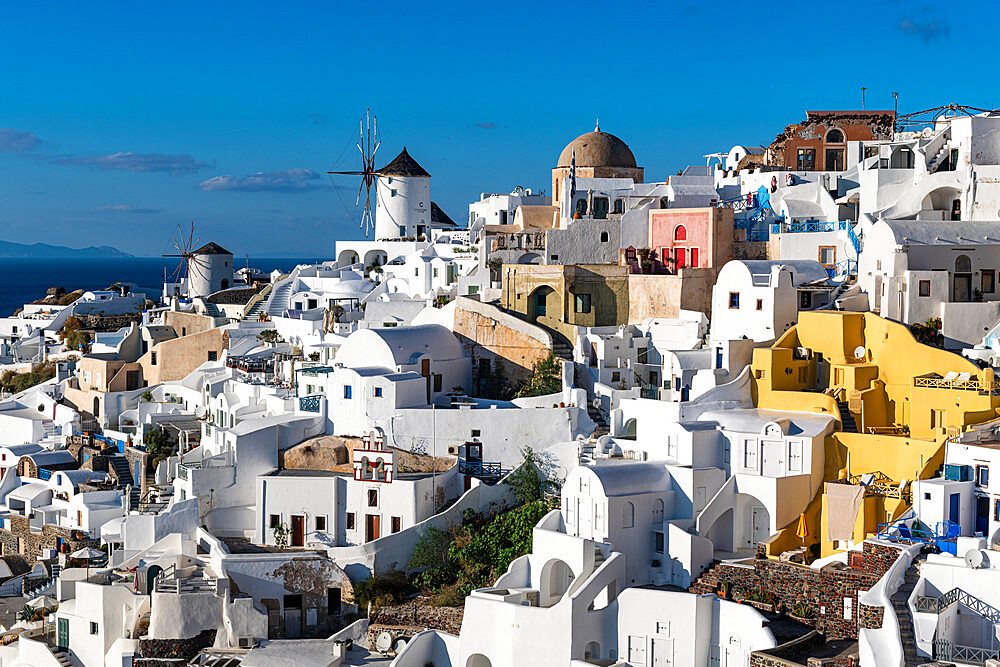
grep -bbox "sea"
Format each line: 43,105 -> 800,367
0,256 -> 326,317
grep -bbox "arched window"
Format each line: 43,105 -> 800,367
826,129 -> 845,143
674,225 -> 687,241
613,199 -> 624,214
600,231 -> 609,242
956,255 -> 972,273
623,501 -> 634,528
653,499 -> 664,521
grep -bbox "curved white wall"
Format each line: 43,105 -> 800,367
376,175 -> 430,240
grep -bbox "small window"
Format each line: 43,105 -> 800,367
316,515 -> 326,531
343,385 -> 352,399
983,270 -> 995,294
674,225 -> 687,241
368,489 -> 378,507
391,516 -> 402,533
575,293 -> 592,313
471,429 -> 481,437
151,352 -> 157,366
600,231 -> 609,242
270,514 -> 281,529
756,299 -> 763,311
433,374 -> 442,392
925,493 -> 932,501
919,280 -> 931,297
826,129 -> 845,143
977,465 -> 989,488
654,532 -> 664,554
374,387 -> 383,398
818,246 -> 836,266
208,350 -> 218,361
90,621 -> 99,635
433,267 -> 439,278
550,254 -> 559,261
623,501 -> 634,528
613,199 -> 624,214
346,513 -> 356,530
799,291 -> 811,309
637,347 -> 648,364
796,148 -> 816,171
729,292 -> 740,309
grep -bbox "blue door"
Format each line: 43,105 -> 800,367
977,496 -> 990,536
949,493 -> 960,525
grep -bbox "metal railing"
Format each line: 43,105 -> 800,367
458,460 -> 503,480
299,395 -> 322,413
877,519 -> 959,554
37,468 -> 52,481
934,639 -> 999,666
916,588 -> 1000,623
715,192 -> 758,213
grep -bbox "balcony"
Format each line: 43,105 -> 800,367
914,372 -> 998,393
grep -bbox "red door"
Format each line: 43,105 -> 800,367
290,515 -> 304,547
365,514 -> 380,542
674,248 -> 687,270
690,247 -> 700,268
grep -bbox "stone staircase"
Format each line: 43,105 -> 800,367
837,401 -> 858,433
107,455 -> 141,509
201,302 -> 223,318
24,563 -> 60,597
688,560 -> 724,595
552,341 -> 573,362
891,553 -> 929,666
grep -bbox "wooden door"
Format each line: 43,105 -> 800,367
57,617 -> 69,648
290,515 -> 304,547
365,514 -> 380,542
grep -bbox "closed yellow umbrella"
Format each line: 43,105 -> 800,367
795,513 -> 808,544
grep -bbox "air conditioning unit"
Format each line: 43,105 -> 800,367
447,445 -> 459,456
237,636 -> 255,649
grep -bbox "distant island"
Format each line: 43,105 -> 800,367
0,240 -> 134,258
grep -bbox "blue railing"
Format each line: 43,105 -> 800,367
37,468 -> 52,481
459,460 -> 503,479
73,431 -> 127,453
715,192 -> 758,213
877,519 -> 960,554
298,395 -> 322,413
847,223 -> 862,254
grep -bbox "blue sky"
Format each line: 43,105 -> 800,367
0,1 -> 988,256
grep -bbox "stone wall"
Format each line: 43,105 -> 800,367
369,600 -> 464,636
453,297 -> 552,398
734,241 -> 770,260
74,314 -> 143,333
693,541 -> 902,640
137,628 -> 216,664
0,515 -> 100,559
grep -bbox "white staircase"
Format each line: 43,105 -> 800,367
928,143 -> 951,173
264,272 -> 297,318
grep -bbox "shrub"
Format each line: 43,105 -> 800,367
350,570 -> 415,611
257,329 -> 282,345
515,353 -> 561,398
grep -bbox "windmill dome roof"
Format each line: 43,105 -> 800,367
193,242 -> 233,256
379,147 -> 430,178
557,128 -> 637,169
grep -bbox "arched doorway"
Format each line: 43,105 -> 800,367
93,397 -> 100,419
539,558 -> 575,607
467,654 -> 492,667
955,254 -> 972,302
337,249 -> 359,268
145,564 -> 163,595
517,252 -> 541,265
528,286 -> 555,323
584,641 -> 601,660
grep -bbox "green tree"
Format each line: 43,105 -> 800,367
504,446 -> 544,505
515,353 -> 562,398
143,427 -> 174,469
257,329 -> 282,345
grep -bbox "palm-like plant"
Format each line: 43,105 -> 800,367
16,605 -> 36,624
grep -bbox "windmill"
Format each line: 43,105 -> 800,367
328,109 -> 381,237
161,222 -> 203,294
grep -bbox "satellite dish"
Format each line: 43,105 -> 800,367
393,637 -> 409,653
965,549 -> 985,569
853,346 -> 866,360
375,631 -> 393,653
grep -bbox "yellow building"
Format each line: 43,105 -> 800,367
751,311 -> 1000,556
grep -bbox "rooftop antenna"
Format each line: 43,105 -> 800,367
861,87 -> 867,110
161,222 -> 202,291
328,108 -> 380,237
892,91 -> 899,117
